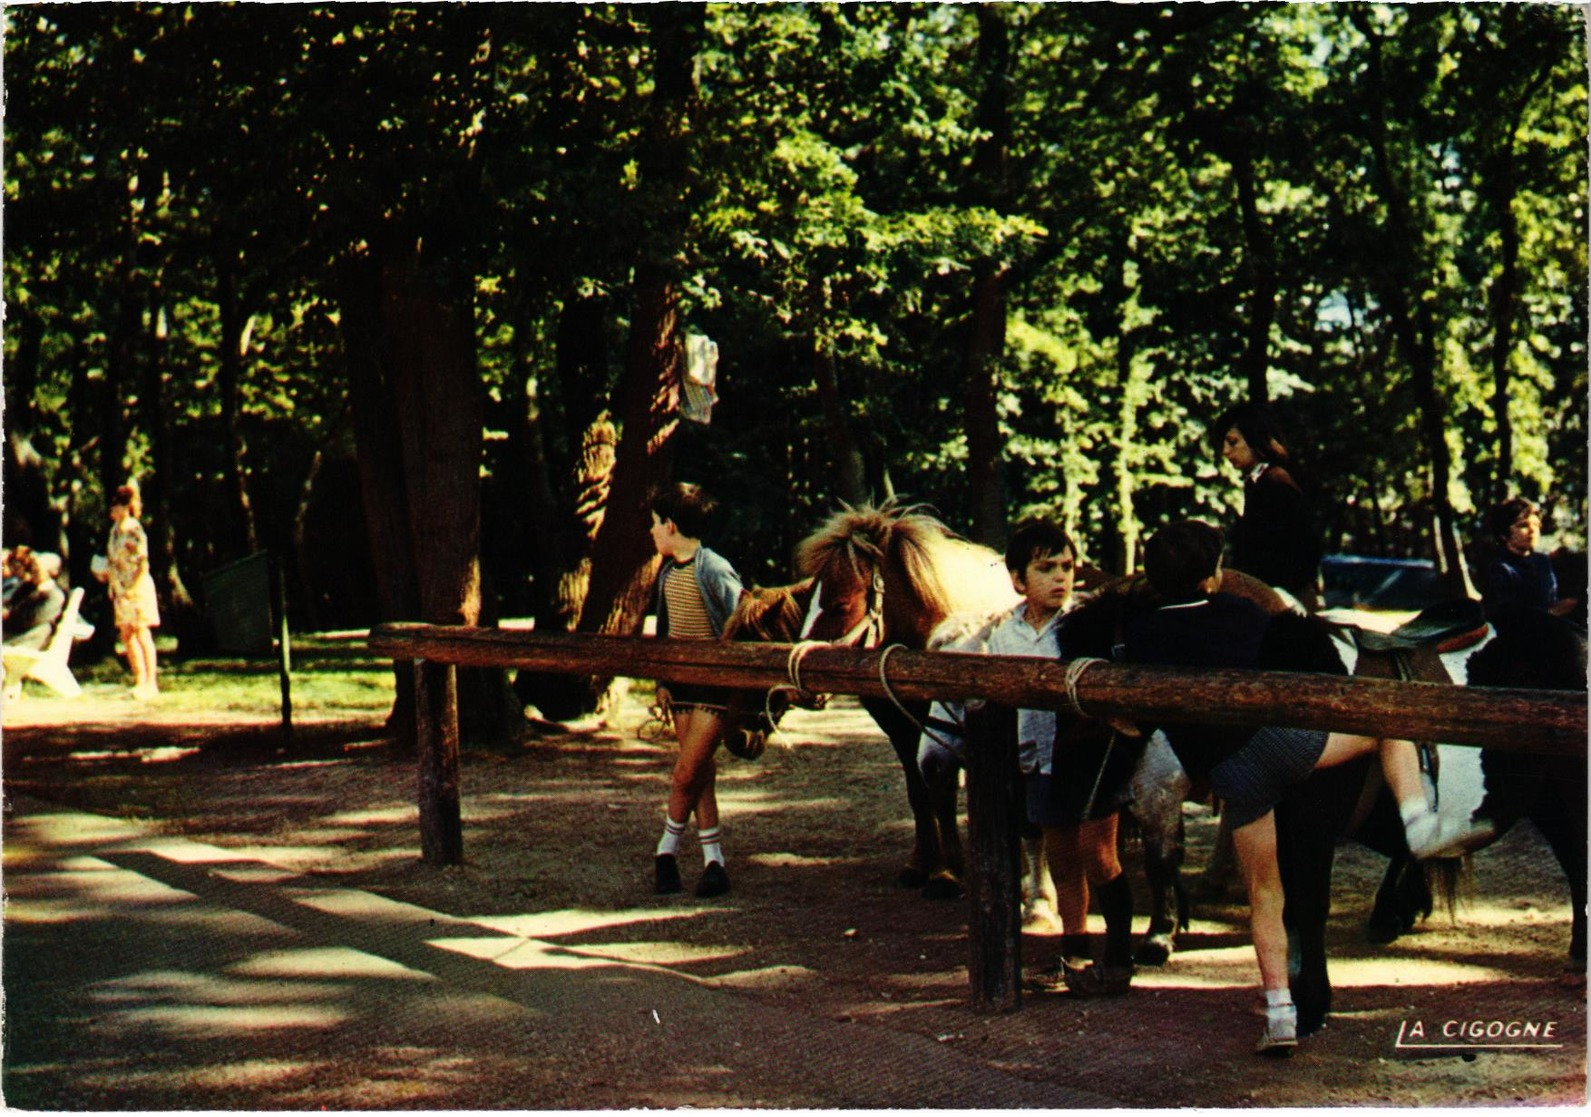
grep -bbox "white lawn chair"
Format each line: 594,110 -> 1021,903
3,586 -> 92,700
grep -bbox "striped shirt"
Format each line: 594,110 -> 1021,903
662,559 -> 715,640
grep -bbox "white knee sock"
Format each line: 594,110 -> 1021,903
657,816 -> 687,857
698,825 -> 724,867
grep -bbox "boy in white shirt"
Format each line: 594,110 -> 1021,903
985,520 -> 1138,996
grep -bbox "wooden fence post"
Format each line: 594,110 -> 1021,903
964,702 -> 1022,1013
414,658 -> 463,865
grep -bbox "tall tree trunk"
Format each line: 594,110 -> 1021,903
963,5 -> 1013,547
340,237 -> 520,745
561,4 -> 703,717
811,339 -> 868,507
140,287 -> 202,648
1232,145 -> 1277,403
338,249 -> 422,745
1352,11 -> 1468,594
338,251 -> 423,625
965,267 -> 1009,546
579,267 -> 681,642
216,254 -> 260,555
1486,157 -> 1519,505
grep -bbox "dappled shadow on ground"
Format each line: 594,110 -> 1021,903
4,695 -> 1585,1108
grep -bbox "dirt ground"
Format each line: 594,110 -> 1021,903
4,686 -> 1586,1109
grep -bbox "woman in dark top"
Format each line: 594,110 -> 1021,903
1213,403 -> 1322,609
1473,498 -> 1578,620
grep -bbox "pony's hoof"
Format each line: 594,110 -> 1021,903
1133,934 -> 1174,967
1363,910 -> 1414,945
921,872 -> 963,901
895,867 -> 929,890
1296,1007 -> 1327,1038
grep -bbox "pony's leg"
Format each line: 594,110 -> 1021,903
864,697 -> 962,896
1021,828 -> 1063,933
1277,762 -> 1369,1038
1364,852 -> 1432,945
1130,737 -> 1192,965
1529,763 -> 1588,982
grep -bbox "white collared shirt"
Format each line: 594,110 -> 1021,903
988,602 -> 1065,774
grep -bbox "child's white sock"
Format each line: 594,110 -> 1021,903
698,825 -> 724,867
656,816 -> 687,857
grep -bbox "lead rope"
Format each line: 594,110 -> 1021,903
1063,656 -> 1107,718
1061,656 -> 1112,816
878,642 -> 965,751
761,639 -> 828,728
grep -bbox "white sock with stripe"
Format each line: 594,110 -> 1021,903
657,816 -> 687,857
698,825 -> 724,867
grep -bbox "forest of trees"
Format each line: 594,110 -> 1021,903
5,3 -> 1587,728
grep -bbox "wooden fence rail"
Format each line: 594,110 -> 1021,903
370,625 -> 1585,752
368,623 -> 1586,1012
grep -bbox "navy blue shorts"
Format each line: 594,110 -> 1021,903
1210,725 -> 1329,830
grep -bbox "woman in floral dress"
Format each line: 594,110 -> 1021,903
99,485 -> 161,699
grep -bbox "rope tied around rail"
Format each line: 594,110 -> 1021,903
760,639 -> 831,729
1063,656 -> 1107,719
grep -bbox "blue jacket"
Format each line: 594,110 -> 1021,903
1474,547 -> 1558,615
655,544 -> 744,638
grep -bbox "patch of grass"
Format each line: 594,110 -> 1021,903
69,633 -> 397,719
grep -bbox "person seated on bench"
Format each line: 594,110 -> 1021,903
3,547 -> 66,651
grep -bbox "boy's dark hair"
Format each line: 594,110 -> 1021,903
1004,519 -> 1074,575
1485,497 -> 1541,545
650,482 -> 718,540
1143,519 -> 1224,602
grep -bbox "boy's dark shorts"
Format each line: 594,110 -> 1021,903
662,681 -> 731,715
1026,724 -> 1143,827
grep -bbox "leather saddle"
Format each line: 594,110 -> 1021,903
1349,598 -> 1488,655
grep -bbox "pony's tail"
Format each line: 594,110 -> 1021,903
1424,855 -> 1472,924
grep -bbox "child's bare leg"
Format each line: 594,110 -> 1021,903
1317,732 -> 1482,859
1044,824 -> 1090,940
1232,810 -> 1298,1054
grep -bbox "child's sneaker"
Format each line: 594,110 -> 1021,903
1404,809 -> 1494,860
1255,1003 -> 1298,1057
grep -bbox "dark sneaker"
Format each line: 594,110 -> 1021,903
655,854 -> 683,894
1064,962 -> 1134,998
1026,957 -> 1089,994
695,861 -> 731,898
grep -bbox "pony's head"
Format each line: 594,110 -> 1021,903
722,578 -> 816,644
795,501 -> 966,648
713,579 -> 821,760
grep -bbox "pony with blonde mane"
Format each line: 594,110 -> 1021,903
720,502 -> 1018,896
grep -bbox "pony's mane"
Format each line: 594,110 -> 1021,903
796,501 -> 964,620
724,579 -> 815,642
